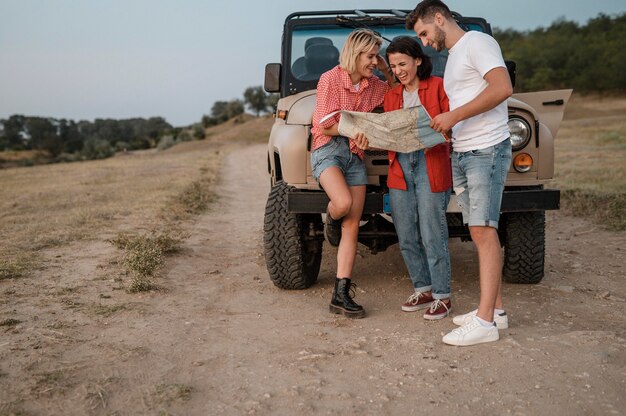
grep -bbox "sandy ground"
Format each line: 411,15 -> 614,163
1,143 -> 625,416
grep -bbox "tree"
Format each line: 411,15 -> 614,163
1,115 -> 27,150
202,114 -> 218,128
144,117 -> 172,141
59,119 -> 84,153
211,101 -> 230,122
244,86 -> 269,116
211,99 -> 244,123
24,117 -> 57,151
495,12 -> 626,93
267,93 -> 279,113
226,100 -> 244,119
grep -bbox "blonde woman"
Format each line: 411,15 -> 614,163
311,29 -> 396,318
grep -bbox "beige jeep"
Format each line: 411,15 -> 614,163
263,9 -> 571,289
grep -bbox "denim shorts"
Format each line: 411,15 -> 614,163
452,138 -> 512,228
310,136 -> 368,186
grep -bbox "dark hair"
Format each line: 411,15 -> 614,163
386,36 -> 433,80
406,0 -> 452,30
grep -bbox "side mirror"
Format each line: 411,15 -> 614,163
505,60 -> 516,88
264,63 -> 281,93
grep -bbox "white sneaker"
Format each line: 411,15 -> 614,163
442,316 -> 499,346
452,309 -> 508,329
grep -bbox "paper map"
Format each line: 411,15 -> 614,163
337,106 -> 446,153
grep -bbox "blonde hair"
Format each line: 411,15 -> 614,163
339,29 -> 383,74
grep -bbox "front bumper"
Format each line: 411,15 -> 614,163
287,188 -> 560,214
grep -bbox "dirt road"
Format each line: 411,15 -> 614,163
1,143 -> 625,415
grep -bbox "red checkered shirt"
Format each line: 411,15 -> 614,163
312,65 -> 390,159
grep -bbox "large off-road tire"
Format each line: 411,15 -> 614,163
502,211 -> 546,284
263,181 -> 323,289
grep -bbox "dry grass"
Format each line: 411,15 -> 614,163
554,93 -> 626,230
163,176 -> 217,222
0,149 -> 49,168
0,254 -> 34,280
0,138 -> 224,282
154,383 -> 193,404
0,114 -> 274,288
1,151 -> 213,241
0,318 -> 22,327
110,231 -> 185,292
205,114 -> 272,144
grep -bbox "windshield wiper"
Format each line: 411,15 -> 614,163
335,15 -> 394,43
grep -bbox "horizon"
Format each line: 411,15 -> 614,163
1,0 -> 624,127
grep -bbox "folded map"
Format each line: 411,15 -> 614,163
336,106 -> 446,153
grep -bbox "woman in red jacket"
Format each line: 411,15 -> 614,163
384,36 -> 453,320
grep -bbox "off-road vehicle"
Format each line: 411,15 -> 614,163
263,9 -> 571,289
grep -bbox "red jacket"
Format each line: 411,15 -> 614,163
383,76 -> 452,192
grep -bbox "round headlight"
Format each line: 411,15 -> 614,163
508,117 -> 531,150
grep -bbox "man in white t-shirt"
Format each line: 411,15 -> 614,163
407,0 -> 513,346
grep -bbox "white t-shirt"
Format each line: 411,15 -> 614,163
444,30 -> 509,152
402,88 -> 421,109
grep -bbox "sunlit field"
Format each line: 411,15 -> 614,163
0,116 -> 273,279
554,94 -> 626,230
1,94 -> 623,280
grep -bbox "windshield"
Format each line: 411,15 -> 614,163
289,22 -> 487,82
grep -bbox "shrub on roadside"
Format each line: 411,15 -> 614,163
53,152 -> 82,163
115,141 -> 130,152
0,253 -> 36,280
157,135 -> 177,151
110,231 -> 184,293
176,131 -> 193,142
165,179 -> 215,221
82,138 -> 115,160
0,260 -> 26,280
193,126 -> 206,140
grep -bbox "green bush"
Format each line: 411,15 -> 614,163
82,138 -> 114,160
54,152 -> 82,163
193,126 -> 206,140
176,131 -> 193,142
115,141 -> 130,152
157,135 -> 177,151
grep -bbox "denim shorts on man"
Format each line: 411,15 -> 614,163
452,138 -> 512,228
311,136 -> 368,187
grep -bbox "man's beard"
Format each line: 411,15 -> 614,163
433,26 -> 446,51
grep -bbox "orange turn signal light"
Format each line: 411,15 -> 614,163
513,153 -> 533,172
276,110 -> 288,120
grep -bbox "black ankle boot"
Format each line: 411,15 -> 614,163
324,207 -> 342,247
329,278 -> 365,318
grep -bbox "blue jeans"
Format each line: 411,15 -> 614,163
311,136 -> 368,187
452,138 -> 512,228
389,150 -> 451,299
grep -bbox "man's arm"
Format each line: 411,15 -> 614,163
430,67 -> 512,133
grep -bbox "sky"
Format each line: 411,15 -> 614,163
1,1 -> 624,127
